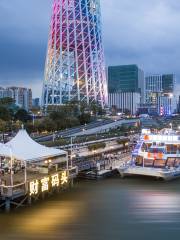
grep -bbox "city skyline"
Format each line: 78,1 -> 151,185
0,0 -> 180,97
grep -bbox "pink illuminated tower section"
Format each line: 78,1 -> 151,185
42,0 -> 108,108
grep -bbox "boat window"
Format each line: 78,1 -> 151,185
141,143 -> 148,151
144,159 -> 154,167
166,158 -> 176,167
175,158 -> 180,167
154,160 -> 166,168
149,147 -> 165,153
135,156 -> 143,166
166,145 -> 178,154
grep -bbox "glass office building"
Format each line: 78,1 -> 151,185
108,65 -> 145,102
108,64 -> 145,114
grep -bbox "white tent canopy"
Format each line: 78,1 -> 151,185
0,129 -> 67,162
0,143 -> 11,158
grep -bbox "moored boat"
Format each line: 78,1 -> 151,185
118,128 -> 180,180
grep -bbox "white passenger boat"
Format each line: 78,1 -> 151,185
119,128 -> 180,180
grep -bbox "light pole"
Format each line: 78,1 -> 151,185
8,146 -> 14,187
32,113 -> 35,127
70,136 -> 76,168
52,132 -> 56,142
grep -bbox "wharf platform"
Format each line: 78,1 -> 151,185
0,167 -> 78,212
78,153 -> 131,180
78,169 -> 117,180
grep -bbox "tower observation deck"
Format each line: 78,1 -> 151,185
42,0 -> 108,108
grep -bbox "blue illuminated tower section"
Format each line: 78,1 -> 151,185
42,0 -> 108,108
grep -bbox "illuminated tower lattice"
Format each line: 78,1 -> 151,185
42,0 -> 108,108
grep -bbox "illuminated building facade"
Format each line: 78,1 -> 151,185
108,92 -> 140,115
42,0 -> 108,108
145,74 -> 176,115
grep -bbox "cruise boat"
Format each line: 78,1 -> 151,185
119,128 -> 180,180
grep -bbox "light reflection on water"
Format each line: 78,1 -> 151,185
129,190 -> 180,223
1,178 -> 180,240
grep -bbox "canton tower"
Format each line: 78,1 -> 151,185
42,0 -> 108,108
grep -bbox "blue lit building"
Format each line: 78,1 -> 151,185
145,74 -> 176,115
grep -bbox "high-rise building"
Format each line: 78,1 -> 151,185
177,96 -> 180,113
42,0 -> 108,108
32,98 -> 40,108
0,87 -> 13,99
108,92 -> 140,115
108,64 -> 145,103
0,87 -> 32,111
145,74 -> 176,115
108,64 -> 145,114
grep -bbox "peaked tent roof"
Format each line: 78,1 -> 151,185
0,129 -> 67,162
0,143 -> 10,157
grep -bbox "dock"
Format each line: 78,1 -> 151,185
0,167 -> 77,212
78,153 -> 131,180
0,128 -> 133,212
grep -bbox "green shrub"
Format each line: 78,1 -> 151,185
42,139 -> 68,147
88,142 -> 106,151
117,138 -> 129,145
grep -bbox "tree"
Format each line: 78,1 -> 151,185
11,121 -> 23,131
124,108 -> 131,115
42,118 -> 57,132
90,102 -> 99,115
0,106 -> 11,121
14,109 -> 30,122
49,111 -> 63,121
0,119 -> 6,133
78,113 -> 91,124
97,105 -> 106,116
0,97 -> 15,106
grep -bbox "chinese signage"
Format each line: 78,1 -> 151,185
29,171 -> 68,196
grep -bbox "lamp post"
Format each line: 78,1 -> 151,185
32,113 -> 35,127
9,146 -> 14,187
52,132 -> 55,142
24,160 -> 27,183
70,136 -> 76,168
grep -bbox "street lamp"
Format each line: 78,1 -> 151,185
169,93 -> 173,98
32,113 -> 35,127
70,136 -> 76,168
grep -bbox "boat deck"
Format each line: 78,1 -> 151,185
119,166 -> 180,180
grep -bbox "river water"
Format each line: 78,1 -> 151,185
1,177 -> 180,240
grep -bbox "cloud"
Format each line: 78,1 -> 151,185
0,0 -> 51,97
102,0 -> 180,76
0,0 -> 180,98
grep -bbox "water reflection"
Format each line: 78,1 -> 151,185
0,178 -> 180,240
129,190 -> 180,223
17,202 -> 85,235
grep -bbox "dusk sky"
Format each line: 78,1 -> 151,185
0,0 -> 180,98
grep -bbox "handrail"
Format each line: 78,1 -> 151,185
0,182 -> 26,189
